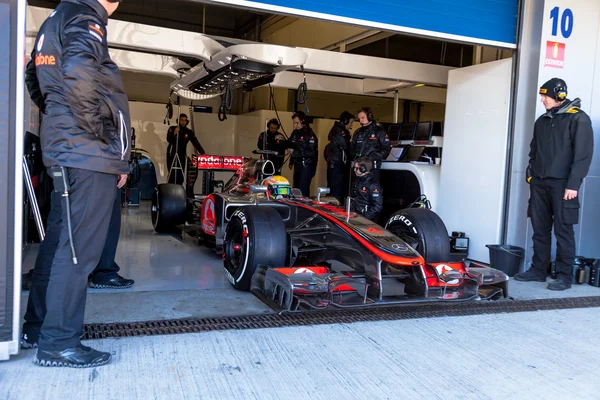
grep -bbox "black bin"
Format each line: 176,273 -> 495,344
486,245 -> 525,277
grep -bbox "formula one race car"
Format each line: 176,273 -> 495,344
152,152 -> 509,312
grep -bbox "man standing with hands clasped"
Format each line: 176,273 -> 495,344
514,78 -> 594,291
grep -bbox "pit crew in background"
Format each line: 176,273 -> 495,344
325,111 -> 354,203
350,157 -> 383,222
257,118 -> 286,174
350,107 -> 391,183
23,0 -> 131,368
287,111 -> 318,197
514,78 -> 594,291
166,113 -> 206,184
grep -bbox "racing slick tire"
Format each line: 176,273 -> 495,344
385,208 -> 450,262
151,184 -> 187,233
223,206 -> 287,291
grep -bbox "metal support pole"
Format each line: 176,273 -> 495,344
393,89 -> 399,123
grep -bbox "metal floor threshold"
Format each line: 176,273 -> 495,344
81,296 -> 600,340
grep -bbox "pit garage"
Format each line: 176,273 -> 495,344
2,0 -> 600,359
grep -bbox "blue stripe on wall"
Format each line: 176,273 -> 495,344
247,0 -> 519,45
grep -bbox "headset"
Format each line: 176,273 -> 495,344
354,157 -> 372,174
554,78 -> 568,100
267,118 -> 280,129
358,107 -> 374,122
179,113 -> 190,127
292,111 -> 307,127
339,111 -> 355,126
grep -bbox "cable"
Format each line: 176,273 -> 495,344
268,83 -> 288,138
296,66 -> 309,114
59,171 -> 78,264
218,81 -> 233,122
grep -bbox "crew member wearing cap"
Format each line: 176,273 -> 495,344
166,113 -> 206,184
514,78 -> 594,291
257,118 -> 286,174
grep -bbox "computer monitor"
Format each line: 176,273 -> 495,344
414,121 -> 433,141
399,122 -> 416,141
387,124 -> 402,141
403,146 -> 425,162
432,121 -> 443,137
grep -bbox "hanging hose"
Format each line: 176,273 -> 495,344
268,83 -> 288,139
218,81 -> 233,122
297,66 -> 309,114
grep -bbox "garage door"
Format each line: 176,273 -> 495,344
204,0 -> 519,48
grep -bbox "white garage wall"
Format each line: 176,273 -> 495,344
437,58 -> 514,263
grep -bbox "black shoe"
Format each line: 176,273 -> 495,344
34,344 -> 111,368
513,269 -> 546,282
20,333 -> 38,350
548,279 -> 572,291
89,274 -> 134,289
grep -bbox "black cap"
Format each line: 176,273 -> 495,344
539,78 -> 568,100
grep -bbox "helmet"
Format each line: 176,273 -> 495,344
263,175 -> 291,198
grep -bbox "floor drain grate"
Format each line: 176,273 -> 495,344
81,296 -> 600,340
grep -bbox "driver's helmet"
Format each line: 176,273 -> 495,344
263,175 -> 291,198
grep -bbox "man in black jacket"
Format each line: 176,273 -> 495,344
325,111 -> 354,203
288,111 -> 318,197
166,113 -> 206,184
514,78 -> 594,291
23,0 -> 131,367
350,157 -> 383,222
257,118 -> 286,174
350,107 -> 391,183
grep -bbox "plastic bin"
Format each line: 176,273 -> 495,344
486,245 -> 525,277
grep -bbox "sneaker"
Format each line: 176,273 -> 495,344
548,279 -> 572,291
513,269 -> 546,282
20,333 -> 38,350
89,274 -> 134,289
34,344 -> 111,368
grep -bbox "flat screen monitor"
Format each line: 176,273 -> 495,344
387,124 -> 402,141
414,121 -> 433,141
399,122 -> 416,141
404,146 -> 425,162
432,121 -> 443,137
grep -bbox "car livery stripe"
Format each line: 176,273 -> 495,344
290,202 -> 425,266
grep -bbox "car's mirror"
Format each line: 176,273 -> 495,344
316,187 -> 330,202
250,185 -> 268,194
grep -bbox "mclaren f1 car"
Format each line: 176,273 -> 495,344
151,151 -> 509,312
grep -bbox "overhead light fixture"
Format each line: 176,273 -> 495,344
188,59 -> 276,96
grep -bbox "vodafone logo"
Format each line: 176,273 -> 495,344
223,156 -> 244,168
294,268 -> 315,274
201,196 -> 216,235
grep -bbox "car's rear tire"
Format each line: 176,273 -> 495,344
223,206 -> 287,291
385,208 -> 450,262
151,184 -> 187,233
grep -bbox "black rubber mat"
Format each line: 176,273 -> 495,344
81,296 -> 600,340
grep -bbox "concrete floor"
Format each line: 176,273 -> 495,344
2,307 -> 599,399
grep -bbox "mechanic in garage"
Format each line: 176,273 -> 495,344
166,113 -> 206,183
514,78 -> 594,291
288,111 -> 319,197
350,107 -> 391,183
22,0 -> 130,367
257,118 -> 287,174
350,156 -> 384,222
325,111 -> 354,203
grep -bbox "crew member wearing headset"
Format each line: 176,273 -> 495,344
350,107 -> 391,183
287,111 -> 318,197
350,156 -> 383,222
166,113 -> 206,184
325,111 -> 354,203
514,78 -> 594,291
257,118 -> 286,174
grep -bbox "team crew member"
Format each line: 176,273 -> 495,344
325,111 -> 354,203
166,113 -> 206,183
350,107 -> 391,182
257,118 -> 286,174
350,157 -> 383,222
514,78 -> 594,291
288,111 -> 318,197
23,0 -> 131,367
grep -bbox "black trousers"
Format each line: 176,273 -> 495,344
294,165 -> 313,198
90,188 -> 122,282
327,161 -> 347,204
25,168 -> 117,351
529,178 -> 579,282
